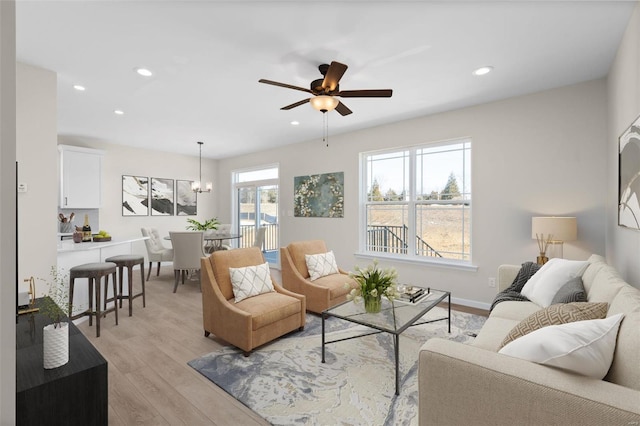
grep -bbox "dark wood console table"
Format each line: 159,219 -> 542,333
16,299 -> 108,425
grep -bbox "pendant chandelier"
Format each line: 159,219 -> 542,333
191,141 -> 212,193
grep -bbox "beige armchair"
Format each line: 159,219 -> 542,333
280,240 -> 356,314
201,247 -> 306,355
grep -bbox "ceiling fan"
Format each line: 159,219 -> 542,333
258,61 -> 393,116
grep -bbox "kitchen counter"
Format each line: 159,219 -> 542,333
57,236 -> 148,253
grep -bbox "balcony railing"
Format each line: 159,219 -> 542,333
367,225 -> 443,258
238,223 -> 278,251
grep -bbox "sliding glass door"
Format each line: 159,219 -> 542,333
233,166 -> 279,264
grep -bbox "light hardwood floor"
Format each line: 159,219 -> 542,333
76,265 -> 488,425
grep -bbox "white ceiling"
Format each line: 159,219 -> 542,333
16,1 -> 636,159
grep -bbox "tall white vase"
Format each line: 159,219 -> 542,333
43,322 -> 69,369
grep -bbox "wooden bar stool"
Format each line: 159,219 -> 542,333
69,262 -> 118,337
105,254 -> 146,317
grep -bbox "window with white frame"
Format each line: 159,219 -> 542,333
362,139 -> 471,262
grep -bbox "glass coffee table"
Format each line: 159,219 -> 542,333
321,287 -> 451,395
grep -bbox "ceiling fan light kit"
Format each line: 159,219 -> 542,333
259,61 -> 392,116
310,95 -> 339,113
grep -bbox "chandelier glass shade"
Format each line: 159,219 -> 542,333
192,141 -> 212,193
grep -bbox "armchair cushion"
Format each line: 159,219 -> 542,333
236,291 -> 303,330
313,273 -> 354,299
305,250 -> 339,281
230,262 -> 275,303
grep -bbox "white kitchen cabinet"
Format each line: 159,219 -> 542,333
59,145 -> 104,208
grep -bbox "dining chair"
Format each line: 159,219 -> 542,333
169,231 -> 207,293
216,223 -> 233,250
252,226 -> 267,251
141,227 -> 174,281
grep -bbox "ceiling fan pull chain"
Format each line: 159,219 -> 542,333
323,111 -> 329,147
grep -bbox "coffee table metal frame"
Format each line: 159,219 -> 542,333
321,287 -> 451,395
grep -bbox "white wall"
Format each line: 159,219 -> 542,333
0,2 -> 16,423
218,79 -> 608,307
57,137 -> 219,258
607,0 -> 640,288
17,62 -> 58,294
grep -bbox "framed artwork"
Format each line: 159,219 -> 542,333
619,114 -> 640,230
151,177 -> 174,216
122,175 -> 149,216
176,180 -> 197,216
294,171 -> 344,218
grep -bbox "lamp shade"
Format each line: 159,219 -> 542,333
310,95 -> 339,112
531,217 -> 577,241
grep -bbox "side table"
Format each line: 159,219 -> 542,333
16,298 -> 108,425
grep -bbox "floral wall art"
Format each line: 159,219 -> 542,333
294,171 -> 344,218
619,114 -> 640,230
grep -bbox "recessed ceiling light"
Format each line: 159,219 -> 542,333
290,121 -> 300,126
472,66 -> 493,76
114,110 -> 124,115
73,85 -> 86,91
135,68 -> 153,77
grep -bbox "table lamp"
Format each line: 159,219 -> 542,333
531,217 -> 577,265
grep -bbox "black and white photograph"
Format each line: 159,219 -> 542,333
151,177 -> 174,216
122,175 -> 149,216
176,180 -> 197,216
619,114 -> 640,230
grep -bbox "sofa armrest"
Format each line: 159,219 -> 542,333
419,338 -> 640,426
497,264 -> 520,291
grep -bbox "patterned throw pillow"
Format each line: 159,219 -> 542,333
229,262 -> 275,303
500,302 -> 608,349
305,251 -> 339,281
551,276 -> 587,304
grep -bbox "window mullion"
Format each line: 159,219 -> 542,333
407,147 -> 417,257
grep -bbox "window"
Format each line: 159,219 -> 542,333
362,139 -> 471,262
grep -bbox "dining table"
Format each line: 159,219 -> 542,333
164,233 -> 242,253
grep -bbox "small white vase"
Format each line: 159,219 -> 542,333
43,322 -> 69,369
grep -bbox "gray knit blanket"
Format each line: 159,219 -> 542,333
489,262 -> 541,312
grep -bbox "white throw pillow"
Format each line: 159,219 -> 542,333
498,313 -> 624,379
229,262 -> 275,303
305,251 -> 339,281
520,258 -> 589,307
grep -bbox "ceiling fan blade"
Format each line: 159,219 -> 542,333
259,79 -> 314,94
281,98 -> 310,110
335,101 -> 352,116
337,89 -> 393,98
322,61 -> 348,92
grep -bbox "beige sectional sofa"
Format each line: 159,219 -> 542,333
418,254 -> 640,425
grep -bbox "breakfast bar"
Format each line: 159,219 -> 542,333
57,237 -> 148,318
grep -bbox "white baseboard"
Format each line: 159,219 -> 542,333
450,296 -> 490,311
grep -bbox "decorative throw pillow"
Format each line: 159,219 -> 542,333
551,276 -> 587,304
500,302 -> 608,348
498,313 -> 624,379
305,251 -> 339,281
520,258 -> 589,307
229,262 -> 275,303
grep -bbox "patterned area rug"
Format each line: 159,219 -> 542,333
188,307 -> 486,425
